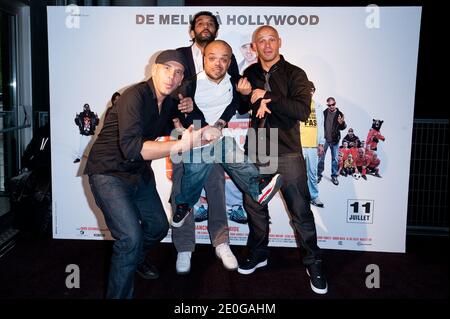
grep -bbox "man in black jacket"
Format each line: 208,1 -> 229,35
317,97 -> 347,185
73,103 -> 99,163
236,25 -> 328,294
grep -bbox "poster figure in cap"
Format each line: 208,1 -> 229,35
74,103 -> 99,163
238,34 -> 257,74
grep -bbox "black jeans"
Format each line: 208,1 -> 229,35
243,154 -> 322,266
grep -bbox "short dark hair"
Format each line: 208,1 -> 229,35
190,11 -> 219,33
326,97 -> 335,103
111,92 -> 121,105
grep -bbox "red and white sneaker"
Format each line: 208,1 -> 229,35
257,174 -> 283,206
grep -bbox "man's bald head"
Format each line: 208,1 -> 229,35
251,25 -> 282,68
204,40 -> 232,57
252,25 -> 280,43
203,40 -> 233,83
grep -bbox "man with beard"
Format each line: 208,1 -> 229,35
170,11 -> 240,275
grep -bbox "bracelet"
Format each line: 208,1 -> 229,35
213,120 -> 226,130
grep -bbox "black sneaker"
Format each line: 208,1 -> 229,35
310,197 -> 324,208
257,174 -> 283,206
237,255 -> 268,275
172,203 -> 191,227
331,176 -> 339,185
306,260 -> 328,294
317,175 -> 322,183
136,262 -> 159,280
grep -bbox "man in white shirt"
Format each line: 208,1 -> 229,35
170,12 -> 239,275
171,39 -> 282,275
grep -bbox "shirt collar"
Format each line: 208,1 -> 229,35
147,78 -> 157,97
191,44 -> 204,73
147,78 -> 175,108
257,54 -> 285,74
198,70 -> 231,85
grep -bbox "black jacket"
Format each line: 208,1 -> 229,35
323,108 -> 347,144
241,55 -> 311,156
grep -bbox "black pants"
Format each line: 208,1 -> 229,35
243,154 -> 322,266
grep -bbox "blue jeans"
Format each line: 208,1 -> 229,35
175,136 -> 260,207
88,173 -> 169,299
302,147 -> 319,200
318,142 -> 339,178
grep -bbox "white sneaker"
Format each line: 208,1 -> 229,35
176,251 -> 192,274
258,174 -> 283,206
215,243 -> 238,270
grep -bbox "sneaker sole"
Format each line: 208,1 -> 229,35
237,259 -> 268,275
215,253 -> 238,271
259,175 -> 283,206
171,209 -> 192,228
176,268 -> 190,275
136,270 -> 159,280
306,269 -> 328,294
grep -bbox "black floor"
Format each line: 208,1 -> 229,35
0,233 -> 447,298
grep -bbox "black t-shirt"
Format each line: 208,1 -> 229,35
84,79 -> 183,185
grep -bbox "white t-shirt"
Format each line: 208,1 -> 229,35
194,71 -> 233,125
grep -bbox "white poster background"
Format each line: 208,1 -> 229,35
48,6 -> 421,252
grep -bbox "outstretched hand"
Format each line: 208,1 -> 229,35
180,125 -> 206,152
201,126 -> 222,144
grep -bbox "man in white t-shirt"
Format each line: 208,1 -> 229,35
170,12 -> 240,276
171,40 -> 282,273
